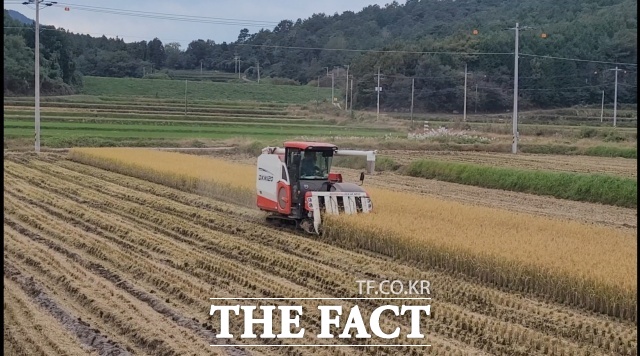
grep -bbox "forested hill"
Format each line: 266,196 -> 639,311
4,0 -> 637,111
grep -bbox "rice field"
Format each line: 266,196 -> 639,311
67,148 -> 637,322
4,152 -> 638,355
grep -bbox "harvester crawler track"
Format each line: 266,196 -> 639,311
265,214 -> 319,235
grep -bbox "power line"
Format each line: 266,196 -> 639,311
371,74 -> 464,80
518,73 -> 601,80
9,22 -> 637,69
3,26 -> 195,43
49,2 -> 280,26
520,84 -> 615,91
237,43 -> 513,56
6,1 -> 281,27
520,53 -> 637,67
243,44 -> 638,67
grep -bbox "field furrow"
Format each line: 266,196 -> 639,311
4,220 -> 224,356
2,274 -> 100,356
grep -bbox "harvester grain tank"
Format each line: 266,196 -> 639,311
256,141 -> 376,234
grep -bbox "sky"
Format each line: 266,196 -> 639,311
5,0 -> 393,48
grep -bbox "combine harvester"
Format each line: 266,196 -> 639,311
256,141 -> 376,234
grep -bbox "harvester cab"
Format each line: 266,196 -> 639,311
257,141 -> 376,234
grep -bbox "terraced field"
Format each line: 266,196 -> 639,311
3,96 -> 398,144
79,76 -> 330,103
4,153 -> 638,355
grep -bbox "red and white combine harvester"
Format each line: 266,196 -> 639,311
256,141 -> 376,234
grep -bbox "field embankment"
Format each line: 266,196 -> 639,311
68,148 -> 637,322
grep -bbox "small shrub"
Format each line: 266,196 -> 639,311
577,127 -> 598,138
375,156 -> 401,171
190,140 -> 206,148
584,146 -> 637,159
602,131 -> 627,142
143,73 -> 171,80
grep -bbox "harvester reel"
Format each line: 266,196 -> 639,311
309,192 -> 372,234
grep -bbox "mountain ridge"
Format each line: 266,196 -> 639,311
7,9 -> 33,25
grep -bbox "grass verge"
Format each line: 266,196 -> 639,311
405,159 -> 637,208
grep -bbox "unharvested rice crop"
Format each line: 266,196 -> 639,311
69,147 -> 255,207
69,148 -> 637,321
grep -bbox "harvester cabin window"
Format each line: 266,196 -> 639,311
281,166 -> 288,183
286,148 -> 301,181
300,151 -> 331,180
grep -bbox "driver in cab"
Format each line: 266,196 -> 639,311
301,153 -> 318,177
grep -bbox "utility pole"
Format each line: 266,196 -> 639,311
600,90 -> 605,123
350,76 -> 354,112
331,71 -> 335,105
345,65 -> 349,111
234,55 -> 238,77
34,0 -> 41,152
376,67 -> 381,120
322,67 -> 329,102
35,0 -> 41,152
463,63 -> 468,122
256,60 -> 260,83
475,84 -> 478,113
238,60 -> 242,79
410,77 -> 415,124
184,80 -> 187,115
509,23 -> 520,154
316,75 -> 320,111
200,60 -> 203,75
608,67 -> 623,127
23,0 -> 57,152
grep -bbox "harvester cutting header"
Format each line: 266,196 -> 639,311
256,141 -> 376,234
